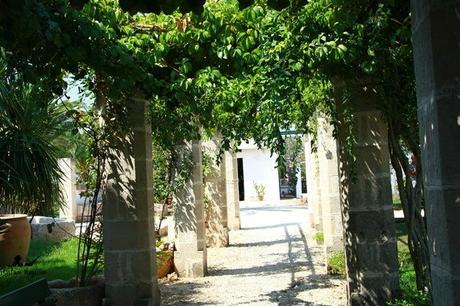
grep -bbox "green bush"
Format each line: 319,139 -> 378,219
314,231 -> 324,244
327,250 -> 346,277
0,81 -> 67,215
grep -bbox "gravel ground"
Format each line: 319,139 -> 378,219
160,203 -> 346,305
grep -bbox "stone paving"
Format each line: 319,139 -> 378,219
160,202 -> 346,305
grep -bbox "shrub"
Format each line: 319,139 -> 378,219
327,250 -> 346,277
314,231 -> 324,244
0,81 -> 67,215
253,182 -> 266,199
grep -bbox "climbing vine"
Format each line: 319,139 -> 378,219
0,0 -> 429,299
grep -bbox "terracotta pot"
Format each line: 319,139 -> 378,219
257,195 -> 264,201
166,196 -> 173,209
157,251 -> 174,278
0,214 -> 31,266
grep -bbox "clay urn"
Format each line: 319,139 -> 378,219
0,214 -> 31,266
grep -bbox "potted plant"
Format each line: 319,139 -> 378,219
0,80 -> 65,266
253,182 -> 266,201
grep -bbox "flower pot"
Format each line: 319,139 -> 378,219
257,195 -> 264,201
0,214 -> 31,266
157,250 -> 174,278
166,196 -> 173,209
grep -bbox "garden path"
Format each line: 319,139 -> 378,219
159,202 -> 346,305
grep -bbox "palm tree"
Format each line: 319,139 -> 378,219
0,80 -> 66,216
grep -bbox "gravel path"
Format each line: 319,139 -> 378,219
160,203 -> 346,305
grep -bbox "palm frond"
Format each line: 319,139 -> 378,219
0,80 -> 65,215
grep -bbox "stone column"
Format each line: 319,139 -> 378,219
174,140 -> 207,277
295,169 -> 302,199
58,158 -> 77,220
317,117 -> 343,255
203,139 -> 229,247
103,95 -> 160,306
225,151 -> 241,231
335,84 -> 400,305
304,135 -> 323,232
411,1 -> 460,303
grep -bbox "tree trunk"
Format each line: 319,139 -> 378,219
388,120 -> 431,294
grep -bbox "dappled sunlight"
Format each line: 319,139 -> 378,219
159,204 -> 345,305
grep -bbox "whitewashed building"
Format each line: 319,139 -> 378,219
237,141 -> 302,203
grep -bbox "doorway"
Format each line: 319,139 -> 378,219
237,158 -> 245,201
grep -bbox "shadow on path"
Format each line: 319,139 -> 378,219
159,203 -> 346,305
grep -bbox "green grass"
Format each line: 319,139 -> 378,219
0,239 -> 78,295
322,224 -> 429,305
388,223 -> 430,306
393,197 -> 403,210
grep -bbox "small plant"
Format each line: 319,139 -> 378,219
253,182 -> 266,201
314,231 -> 324,244
327,250 -> 346,277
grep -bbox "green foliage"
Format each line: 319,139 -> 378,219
393,197 -> 402,211
201,149 -> 215,179
278,136 -> 304,191
0,1 -> 427,298
0,80 -> 66,215
327,250 -> 346,277
119,0 -> 206,14
314,231 -> 324,244
152,143 -> 194,204
253,182 -> 266,198
152,145 -> 174,203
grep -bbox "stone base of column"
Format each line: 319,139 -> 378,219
103,286 -> 160,306
228,221 -> 240,231
324,239 -> 343,254
174,250 -> 207,278
349,272 -> 400,305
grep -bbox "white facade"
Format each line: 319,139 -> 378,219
237,141 -> 281,202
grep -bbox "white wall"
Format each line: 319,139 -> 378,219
237,142 -> 280,202
58,158 -> 77,220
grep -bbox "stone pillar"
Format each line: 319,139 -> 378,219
336,84 -> 400,305
225,151 -> 240,231
411,1 -> 460,303
203,139 -> 229,247
317,117 -> 343,255
295,169 -> 302,199
304,135 -> 323,232
174,140 -> 207,277
58,158 -> 77,221
103,95 -> 160,306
